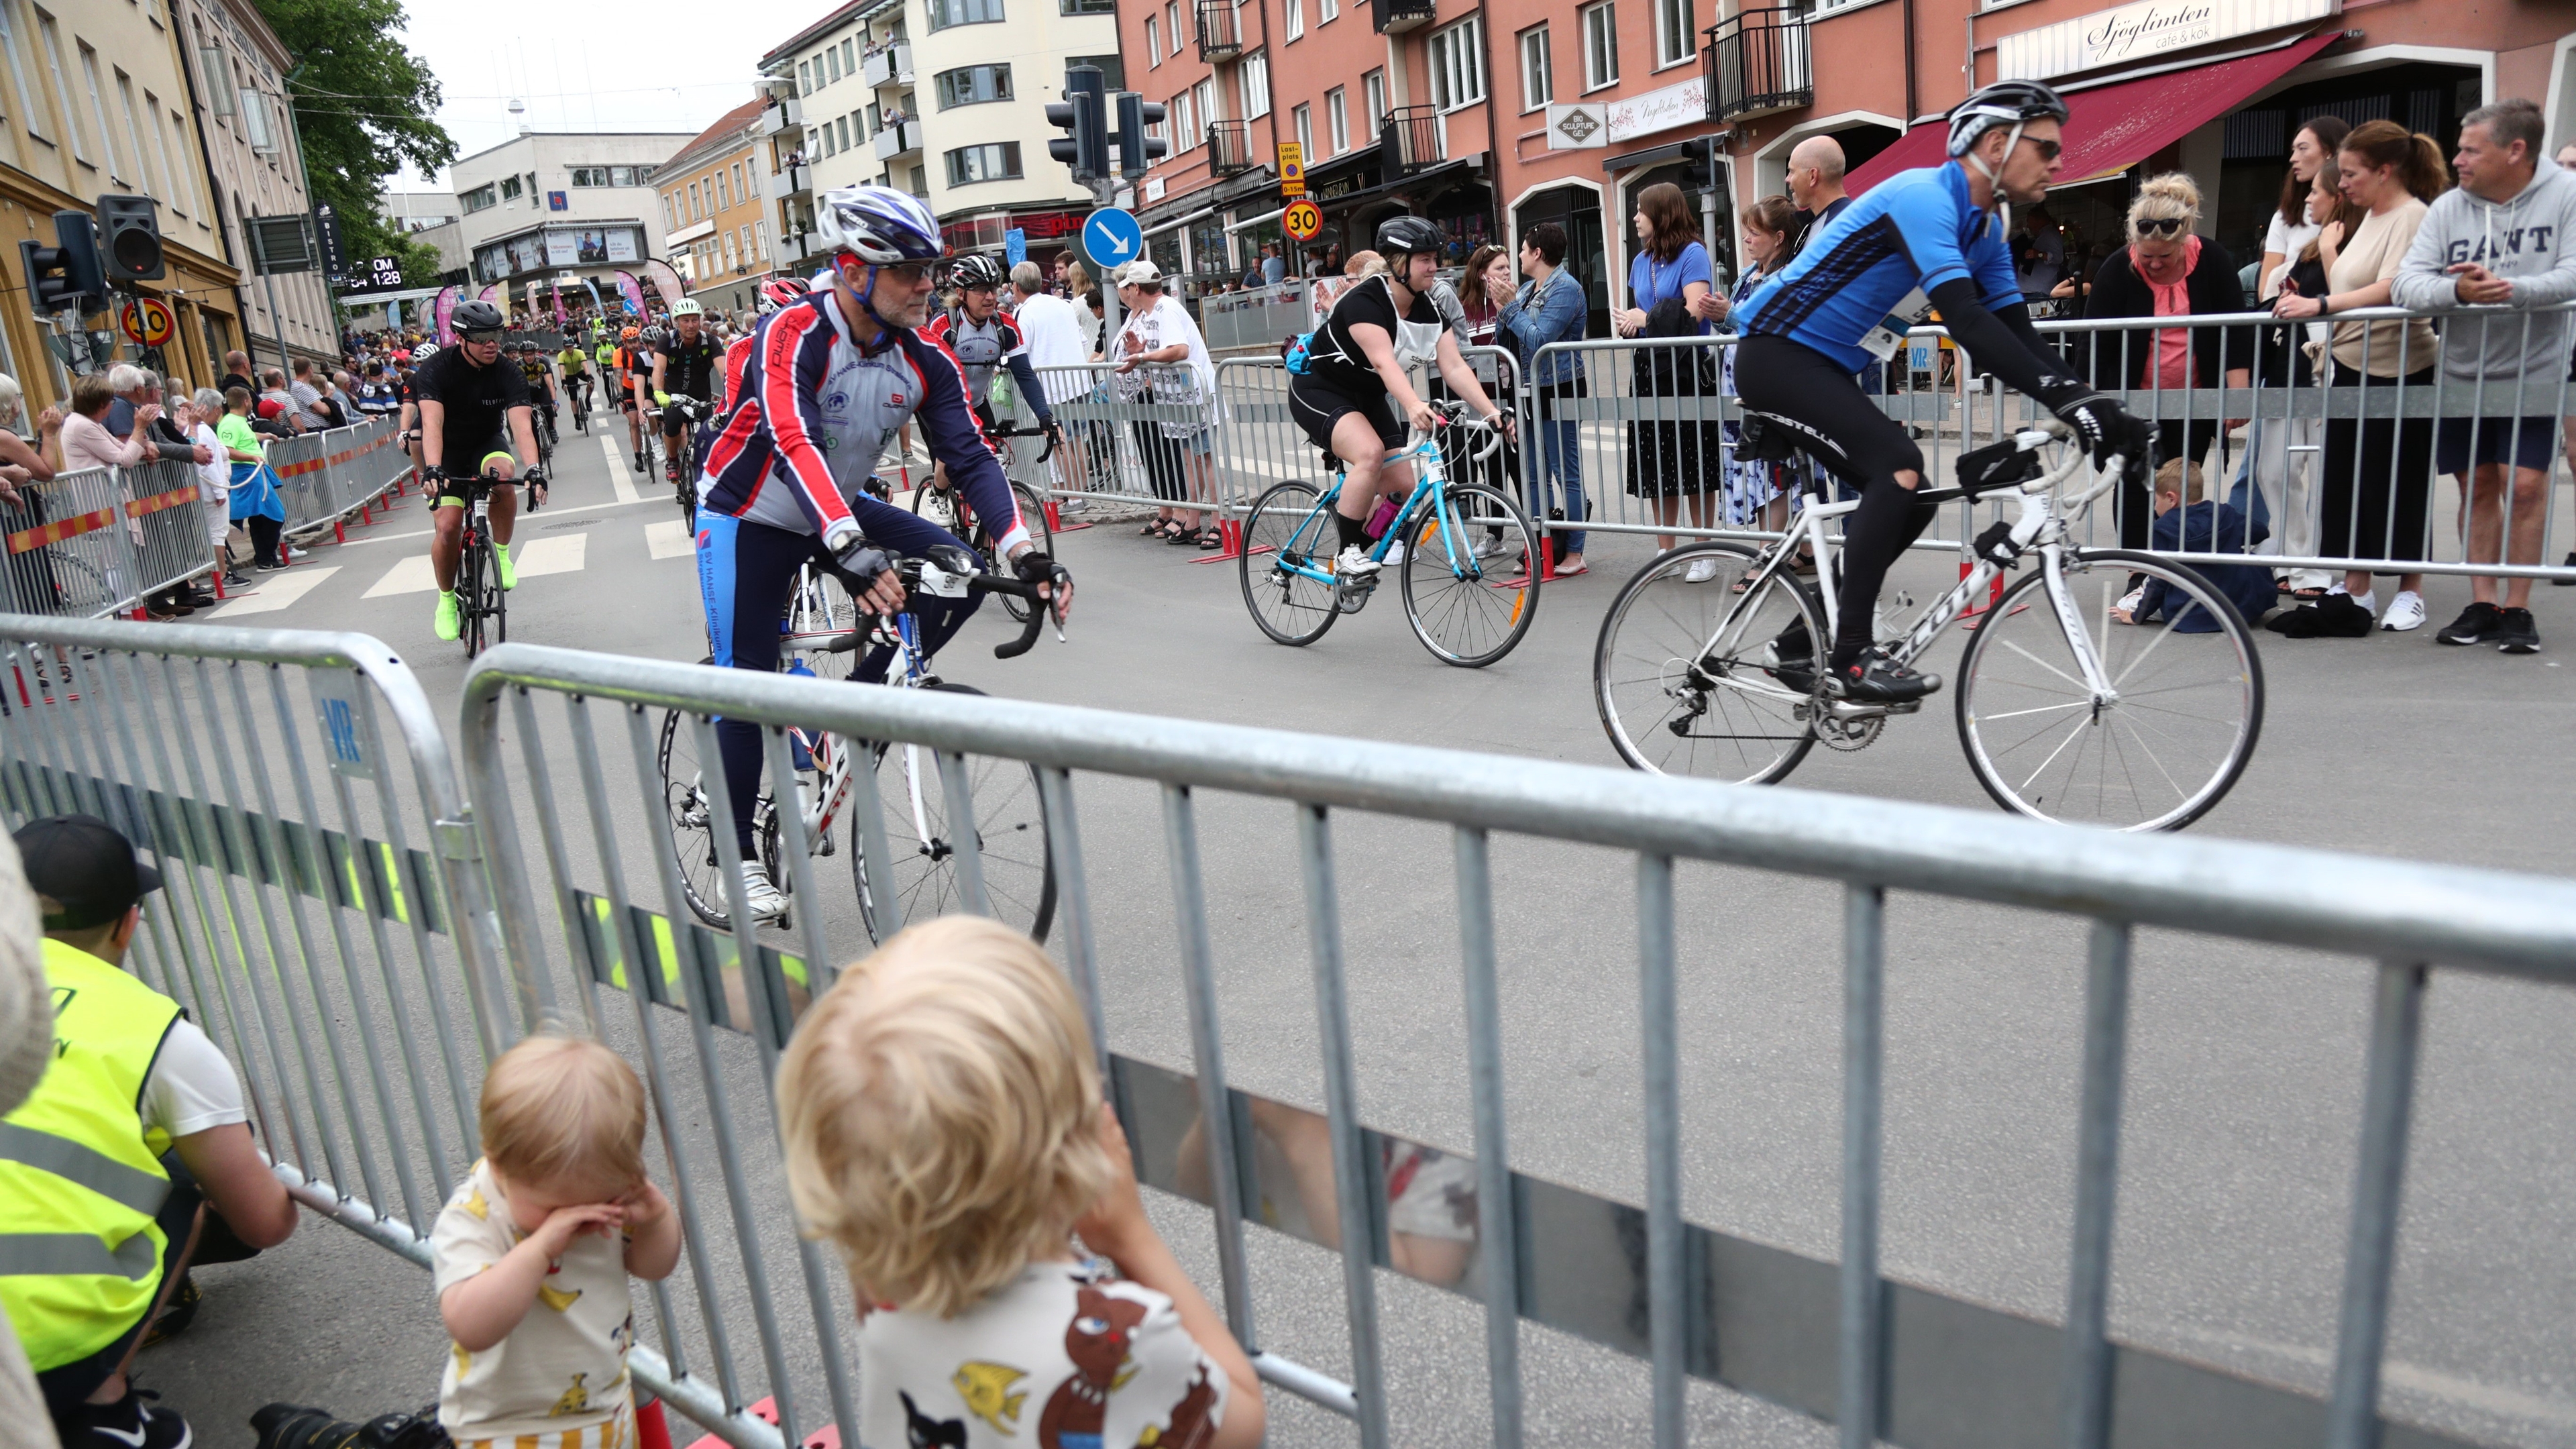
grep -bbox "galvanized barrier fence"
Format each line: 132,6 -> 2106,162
1,460 -> 225,619
271,417 -> 411,544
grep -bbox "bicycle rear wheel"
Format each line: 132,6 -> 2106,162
1595,541 -> 1823,784
1955,549 -> 2263,832
850,683 -> 1056,943
1239,480 -> 1339,647
1399,483 -> 1540,667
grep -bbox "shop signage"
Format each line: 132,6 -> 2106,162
1998,0 -> 2336,79
1605,76 -> 1707,143
1546,103 -> 1608,150
1144,177 -> 1167,203
1277,141 -> 1307,195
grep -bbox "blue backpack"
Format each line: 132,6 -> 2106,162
1281,329 -> 1315,375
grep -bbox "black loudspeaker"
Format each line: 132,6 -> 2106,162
95,193 -> 165,281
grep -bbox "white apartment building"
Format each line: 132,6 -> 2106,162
755,0 -> 1120,270
449,131 -> 690,313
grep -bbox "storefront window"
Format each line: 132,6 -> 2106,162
1234,212 -> 1285,283
1148,230 -> 1184,282
1189,215 -> 1232,288
1428,183 -> 1493,266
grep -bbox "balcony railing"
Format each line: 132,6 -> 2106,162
1207,119 -> 1255,176
766,162 -> 808,199
874,119 -> 923,160
1380,105 -> 1442,176
1703,5 -> 1813,121
1195,0 -> 1242,58
862,43 -> 914,88
1371,0 -> 1434,33
759,96 -> 802,136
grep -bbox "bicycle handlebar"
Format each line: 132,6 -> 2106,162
822,553 -> 1058,661
983,420 -> 1059,464
1405,399 -> 1505,466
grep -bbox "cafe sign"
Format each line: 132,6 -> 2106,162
1997,0 -> 2336,80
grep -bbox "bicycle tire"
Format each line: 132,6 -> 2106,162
850,682 -> 1056,945
1399,482 -> 1541,668
459,526 -> 486,657
1239,480 -> 1339,647
1955,548 -> 2264,833
658,698 -> 782,930
1595,540 -> 1825,785
484,530 -> 507,650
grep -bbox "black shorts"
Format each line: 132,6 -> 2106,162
1730,333 -> 1923,490
433,432 -> 516,506
1289,375 -> 1401,456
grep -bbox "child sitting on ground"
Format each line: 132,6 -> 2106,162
778,916 -> 1265,1449
432,1033 -> 681,1448
2113,458 -> 2273,631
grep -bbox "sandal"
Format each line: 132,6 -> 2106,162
1199,527 -> 1224,551
1789,547 -> 1819,576
1168,526 -> 1203,546
1140,518 -> 1171,538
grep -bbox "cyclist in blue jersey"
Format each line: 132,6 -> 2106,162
693,183 -> 1073,923
1733,80 -> 2151,703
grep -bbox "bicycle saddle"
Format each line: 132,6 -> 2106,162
1737,411 -> 1866,490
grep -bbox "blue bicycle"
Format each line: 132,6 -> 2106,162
1238,402 -> 1541,667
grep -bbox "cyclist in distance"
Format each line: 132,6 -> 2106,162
1288,213 -> 1513,588
555,335 -> 592,420
1731,80 -> 2151,704
414,301 -> 543,641
649,299 -> 722,484
724,277 -> 813,413
695,183 -> 1073,924
613,324 -> 651,472
513,341 -> 559,443
919,253 -> 1058,457
395,343 -> 430,468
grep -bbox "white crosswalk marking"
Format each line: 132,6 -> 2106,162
211,566 -> 339,615
601,433 -> 639,505
513,533 -> 587,577
644,519 -> 694,559
360,555 -> 439,598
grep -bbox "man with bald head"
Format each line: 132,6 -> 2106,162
1786,135 -> 1851,257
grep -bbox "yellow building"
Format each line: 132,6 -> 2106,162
657,99 -> 771,321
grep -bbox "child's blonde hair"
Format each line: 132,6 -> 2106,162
2155,458 -> 2204,504
480,1033 -> 647,1193
777,916 -> 1109,1319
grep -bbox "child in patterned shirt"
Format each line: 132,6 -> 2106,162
431,1034 -> 682,1449
778,916 -> 1265,1449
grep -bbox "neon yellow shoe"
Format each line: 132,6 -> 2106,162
493,542 -> 517,590
432,590 -> 460,641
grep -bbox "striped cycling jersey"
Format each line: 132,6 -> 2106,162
919,306 -> 1026,409
719,333 -> 755,417
696,292 -> 1027,549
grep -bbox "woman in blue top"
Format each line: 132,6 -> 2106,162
1617,183 -> 1729,574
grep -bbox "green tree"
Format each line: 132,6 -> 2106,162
255,0 -> 456,287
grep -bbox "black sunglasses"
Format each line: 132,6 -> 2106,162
2133,216 -> 2188,237
2026,137 -> 2063,161
460,329 -> 505,345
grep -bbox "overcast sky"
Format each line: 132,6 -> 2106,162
390,0 -> 831,188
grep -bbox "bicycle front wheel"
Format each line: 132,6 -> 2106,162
1399,484 -> 1540,667
1955,549 -> 2263,832
459,533 -> 487,657
851,683 -> 1056,943
1595,541 -> 1823,784
658,699 -> 780,929
1238,480 -> 1339,647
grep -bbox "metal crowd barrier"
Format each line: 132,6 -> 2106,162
1030,362 -> 1232,541
0,460 -> 222,619
1521,298 -> 2576,586
274,418 -> 410,544
1200,278 -> 1316,354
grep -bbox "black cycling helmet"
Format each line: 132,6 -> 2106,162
1945,80 -> 2070,159
1375,214 -> 1443,259
451,300 -> 506,338
952,254 -> 1006,290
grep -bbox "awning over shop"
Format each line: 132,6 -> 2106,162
1847,31 -> 2340,194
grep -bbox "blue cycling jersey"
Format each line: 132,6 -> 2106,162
1737,162 -> 2026,374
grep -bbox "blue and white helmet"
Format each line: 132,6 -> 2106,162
814,184 -> 944,264
1944,80 -> 2070,159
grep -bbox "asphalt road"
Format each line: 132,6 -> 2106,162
130,417 -> 2576,1449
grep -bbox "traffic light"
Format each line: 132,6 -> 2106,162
1047,65 -> 1108,182
19,210 -> 108,317
95,194 -> 164,281
1116,93 -> 1169,180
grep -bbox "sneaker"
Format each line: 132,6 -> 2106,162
2265,591 -> 2375,639
1472,533 -> 1511,559
432,591 -> 460,641
2435,601 -> 2502,646
2379,590 -> 2426,632
737,862 -> 790,926
145,605 -> 178,621
72,1385 -> 192,1449
1756,619 -> 1816,693
492,543 -> 517,591
1682,557 -> 1721,584
254,558 -> 287,572
1332,544 -> 1381,580
632,452 -> 648,473
2496,607 -> 2541,654
1826,649 -> 1940,703
1383,541 -> 1407,568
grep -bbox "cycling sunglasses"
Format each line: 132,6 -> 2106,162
2025,137 -> 2063,161
459,328 -> 506,345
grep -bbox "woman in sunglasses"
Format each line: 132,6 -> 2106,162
2068,173 -> 2255,555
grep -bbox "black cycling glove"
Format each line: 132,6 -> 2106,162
2031,376 -> 2152,469
829,539 -> 896,592
1012,548 -> 1071,594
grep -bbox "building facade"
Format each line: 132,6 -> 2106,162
449,131 -> 690,321
172,0 -> 335,372
755,0 -> 1121,278
656,99 -> 771,318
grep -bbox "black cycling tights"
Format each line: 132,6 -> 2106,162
1733,335 -> 1937,671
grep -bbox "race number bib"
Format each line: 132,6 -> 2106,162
1858,288 -> 1935,362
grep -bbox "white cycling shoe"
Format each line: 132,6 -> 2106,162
737,862 -> 791,926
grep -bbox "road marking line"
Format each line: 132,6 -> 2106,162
514,533 -> 588,577
602,433 -> 639,505
210,566 -> 339,615
320,495 -> 657,547
644,519 -> 694,559
361,555 -> 439,598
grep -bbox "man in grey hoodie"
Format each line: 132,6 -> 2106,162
2392,98 -> 2576,653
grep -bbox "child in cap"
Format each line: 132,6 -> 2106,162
431,1034 -> 680,1449
778,917 -> 1263,1449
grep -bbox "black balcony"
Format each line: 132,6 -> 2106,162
1380,105 -> 1442,177
1371,0 -> 1434,34
1195,0 -> 1242,58
1703,5 -> 1813,121
1208,120 -> 1256,175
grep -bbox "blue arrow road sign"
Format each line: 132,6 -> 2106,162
1081,208 -> 1144,270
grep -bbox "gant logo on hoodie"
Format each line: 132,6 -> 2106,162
2444,227 -> 2557,266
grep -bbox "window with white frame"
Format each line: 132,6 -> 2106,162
1426,15 -> 1484,111
1284,0 -> 1301,39
115,72 -> 156,197
1362,68 -> 1385,132
1580,1 -> 1619,89
1144,14 -> 1158,64
36,12 -> 80,158
1325,85 -> 1346,153
156,105 -> 195,214
1518,23 -> 1551,109
1165,1 -> 1181,53
0,0 -> 40,140
1172,85 -> 1193,148
798,60 -> 812,94
944,140 -> 1021,184
1241,50 -> 1269,118
1318,0 -> 1336,20
78,43 -> 118,178
1654,0 -> 1693,68
826,45 -> 841,82
1194,76 -> 1217,129
1292,102 -> 1311,164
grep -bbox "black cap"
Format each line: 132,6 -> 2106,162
12,814 -> 162,930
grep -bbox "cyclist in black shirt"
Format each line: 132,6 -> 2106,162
413,301 -> 543,641
647,299 -> 721,484
1289,215 -> 1511,585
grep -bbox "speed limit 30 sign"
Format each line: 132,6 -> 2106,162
1283,199 -> 1322,241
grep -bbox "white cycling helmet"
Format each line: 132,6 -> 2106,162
671,298 -> 704,317
814,184 -> 945,265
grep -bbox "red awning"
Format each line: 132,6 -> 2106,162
1846,32 -> 2341,195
